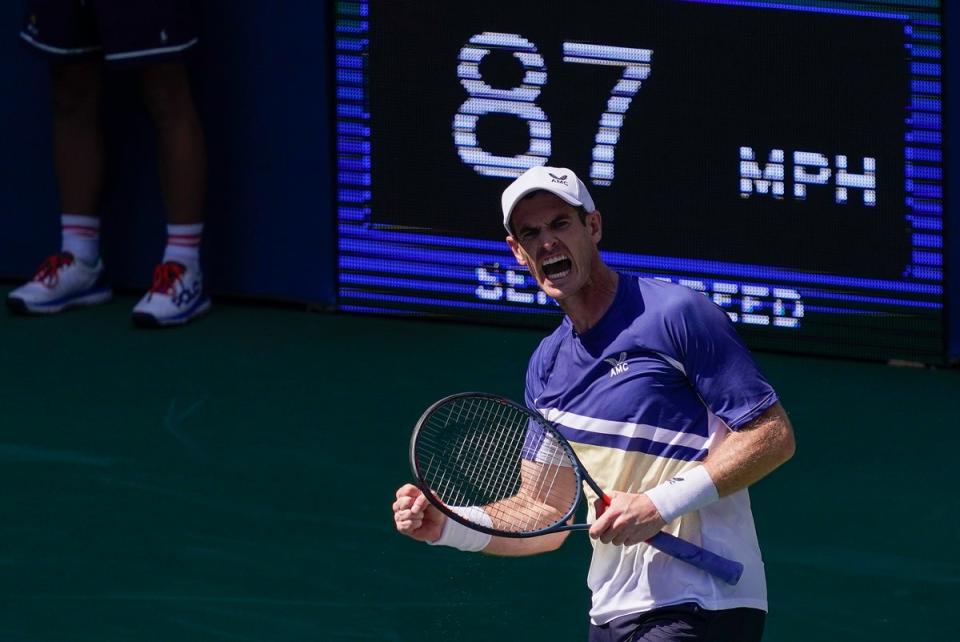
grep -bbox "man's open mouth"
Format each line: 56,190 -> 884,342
542,255 -> 572,279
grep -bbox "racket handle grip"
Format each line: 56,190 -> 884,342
647,532 -> 744,586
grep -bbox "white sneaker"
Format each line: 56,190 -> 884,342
6,252 -> 112,314
132,261 -> 211,327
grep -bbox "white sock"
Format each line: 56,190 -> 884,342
162,223 -> 203,269
61,214 -> 100,265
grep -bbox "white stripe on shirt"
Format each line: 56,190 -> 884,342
538,407 -> 708,450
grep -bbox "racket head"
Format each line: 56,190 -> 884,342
410,392 -> 585,538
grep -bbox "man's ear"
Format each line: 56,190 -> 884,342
506,236 -> 528,266
587,209 -> 602,243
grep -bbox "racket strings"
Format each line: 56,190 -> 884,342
415,397 -> 579,534
531,431 -> 568,527
439,398 -> 520,508
483,402 -> 540,529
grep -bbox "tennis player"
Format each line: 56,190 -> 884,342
393,165 -> 795,641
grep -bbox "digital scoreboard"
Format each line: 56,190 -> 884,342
334,0 -> 949,364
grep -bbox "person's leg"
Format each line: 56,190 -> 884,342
6,57 -> 111,315
138,60 -> 207,227
51,58 -> 104,218
25,0 -> 105,218
52,60 -> 104,266
80,0 -> 208,326
130,60 -> 210,327
704,608 -> 765,642
90,0 -> 205,225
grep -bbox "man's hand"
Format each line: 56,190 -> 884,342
588,491 -> 667,546
392,483 -> 446,543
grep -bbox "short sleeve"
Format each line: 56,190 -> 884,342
666,290 -> 779,429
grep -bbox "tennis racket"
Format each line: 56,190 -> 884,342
410,392 -> 743,585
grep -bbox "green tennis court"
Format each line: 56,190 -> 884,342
1,288 -> 957,641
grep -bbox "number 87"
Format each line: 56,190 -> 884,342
453,32 -> 653,187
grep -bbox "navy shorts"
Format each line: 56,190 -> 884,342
588,603 -> 766,642
20,0 -> 198,66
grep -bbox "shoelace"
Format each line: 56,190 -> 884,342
34,252 -> 75,287
149,261 -> 187,295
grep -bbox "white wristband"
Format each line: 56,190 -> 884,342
428,506 -> 493,552
644,465 -> 719,524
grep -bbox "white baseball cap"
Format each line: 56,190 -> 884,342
500,166 -> 596,233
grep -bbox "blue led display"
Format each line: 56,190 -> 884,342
335,0 -> 947,364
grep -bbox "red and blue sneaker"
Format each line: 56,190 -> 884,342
132,261 -> 211,327
6,252 -> 112,314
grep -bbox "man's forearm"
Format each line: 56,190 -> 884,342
703,402 -> 796,497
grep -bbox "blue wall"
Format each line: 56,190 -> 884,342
0,1 -> 335,305
948,2 -> 960,362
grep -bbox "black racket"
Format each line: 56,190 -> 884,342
410,392 -> 743,585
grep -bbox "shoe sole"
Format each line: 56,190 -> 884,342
6,289 -> 113,315
132,298 -> 212,328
